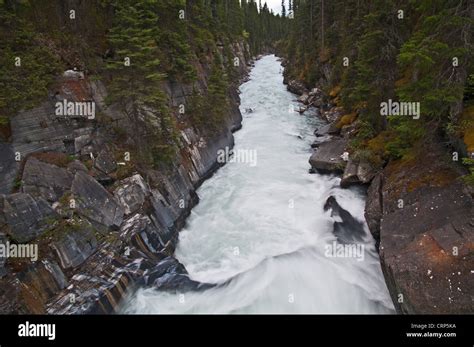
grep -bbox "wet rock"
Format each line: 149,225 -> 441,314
364,173 -> 383,244
51,220 -> 98,269
144,256 -> 187,284
2,39 -> 251,315
311,134 -> 333,148
314,122 -> 340,137
307,88 -> 325,107
114,175 -> 149,215
287,79 -> 307,95
2,193 -> 56,243
309,138 -> 347,174
298,93 -> 310,104
322,107 -> 344,123
153,273 -> 213,292
324,196 -> 366,243
46,252 -> 152,314
146,256 -> 214,292
120,214 -> 165,255
71,171 -> 124,230
297,105 -> 308,114
94,148 -> 117,175
340,158 -> 377,188
22,157 -> 73,202
309,87 -> 323,97
149,190 -> 178,246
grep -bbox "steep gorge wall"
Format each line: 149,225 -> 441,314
0,2 -> 253,313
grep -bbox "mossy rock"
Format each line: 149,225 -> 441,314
336,112 -> 357,129
30,152 -> 74,168
329,85 -> 341,98
461,105 -> 474,152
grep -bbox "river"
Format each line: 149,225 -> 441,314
123,55 -> 394,314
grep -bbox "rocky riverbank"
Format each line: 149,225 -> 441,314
284,73 -> 474,314
0,41 -> 253,314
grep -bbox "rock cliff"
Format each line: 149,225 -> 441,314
0,37 -> 252,314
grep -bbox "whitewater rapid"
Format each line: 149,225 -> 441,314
123,55 -> 394,313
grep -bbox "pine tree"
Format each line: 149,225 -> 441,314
106,0 -> 176,167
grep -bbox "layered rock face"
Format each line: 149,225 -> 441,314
0,40 -> 251,314
365,142 -> 474,314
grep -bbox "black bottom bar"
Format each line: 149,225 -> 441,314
1,314 -> 472,346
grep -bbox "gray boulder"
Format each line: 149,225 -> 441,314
94,149 -> 117,175
145,256 -> 214,292
314,122 -> 340,137
309,138 -> 347,173
22,157 -> 73,202
308,88 -> 325,107
297,105 -> 308,114
51,220 -> 98,269
322,107 -> 344,123
114,174 -> 149,215
340,158 -> 377,188
287,79 -> 308,95
71,171 -> 124,229
2,193 -> 56,243
74,134 -> 92,154
298,93 -> 310,104
67,160 -> 88,174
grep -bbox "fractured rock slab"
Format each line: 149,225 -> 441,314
309,138 -> 348,174
71,171 -> 124,229
2,193 -> 56,243
22,157 -> 73,202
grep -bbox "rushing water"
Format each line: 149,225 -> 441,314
124,55 -> 394,314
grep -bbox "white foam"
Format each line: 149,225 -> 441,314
123,55 -> 394,314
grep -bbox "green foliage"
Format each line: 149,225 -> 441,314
188,56 -> 229,134
384,116 -> 425,159
0,6 -> 61,122
106,0 -> 177,168
0,0 -> 284,170
464,74 -> 474,106
396,10 -> 470,121
461,158 -> 474,186
285,0 -> 473,167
